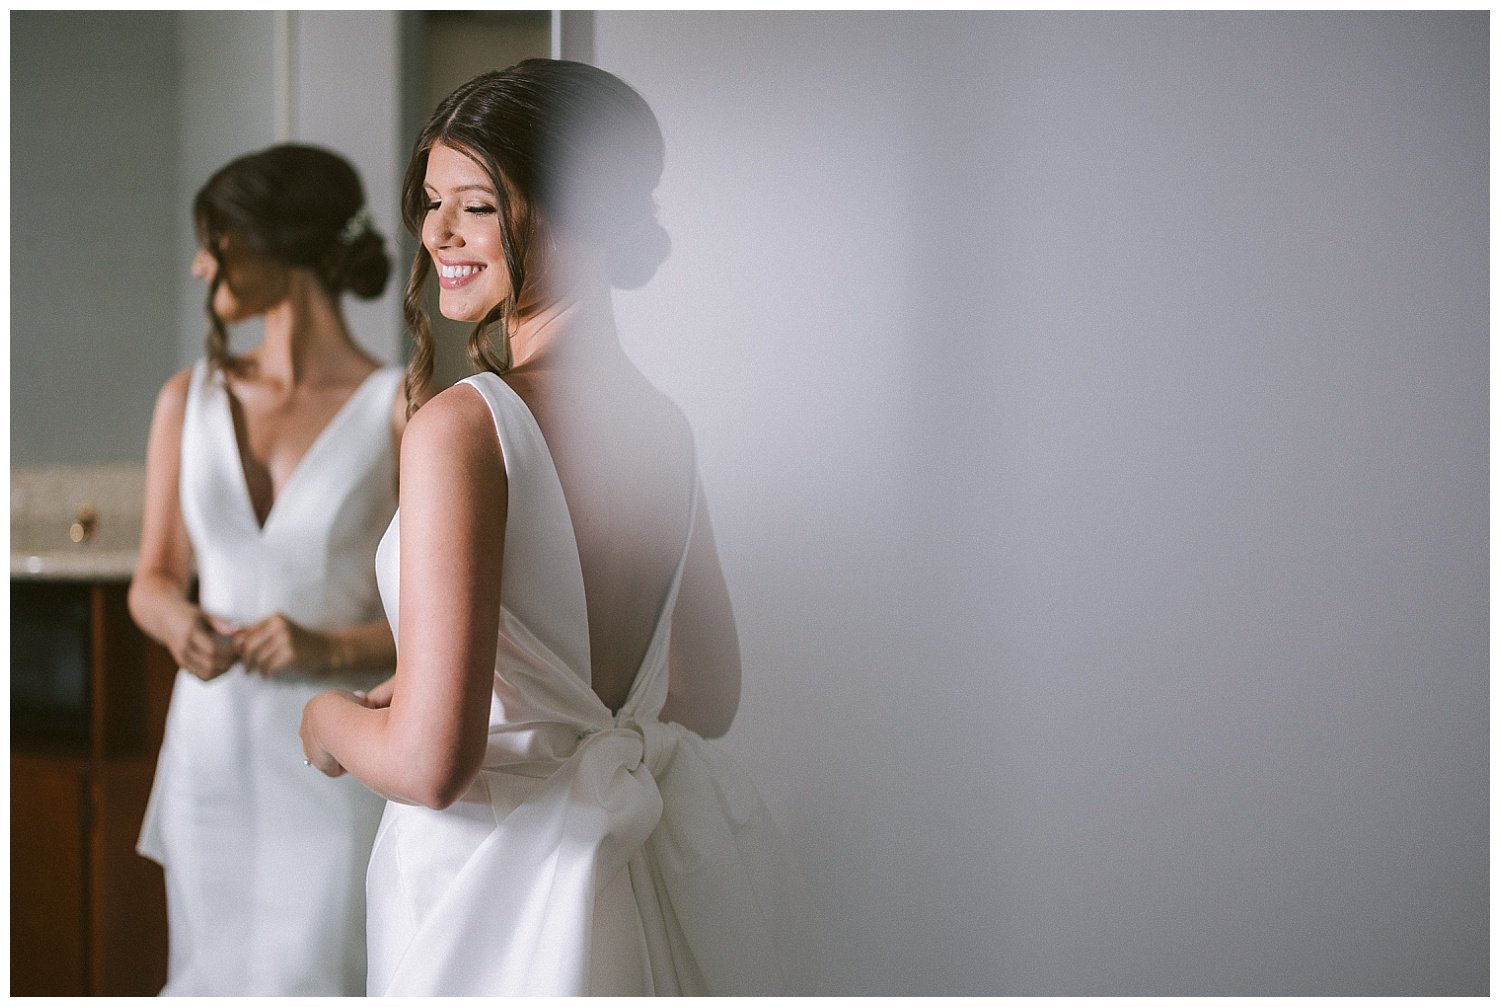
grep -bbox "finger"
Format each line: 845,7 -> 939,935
234,620 -> 271,651
184,638 -> 215,675
235,630 -> 264,673
315,757 -> 347,778
264,633 -> 298,675
364,676 -> 397,708
241,623 -> 284,671
188,651 -> 218,681
210,646 -> 237,675
244,642 -> 274,672
259,644 -> 292,677
208,615 -> 241,637
210,633 -> 238,663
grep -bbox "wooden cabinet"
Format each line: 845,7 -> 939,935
11,579 -> 173,995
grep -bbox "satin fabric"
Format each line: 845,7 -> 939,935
366,372 -> 813,995
138,360 -> 401,995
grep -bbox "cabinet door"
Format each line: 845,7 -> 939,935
89,759 -> 168,995
11,756 -> 88,995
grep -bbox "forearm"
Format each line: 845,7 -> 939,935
127,571 -> 197,650
305,690 -> 479,809
322,619 -> 397,675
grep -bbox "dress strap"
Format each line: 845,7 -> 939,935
458,372 -> 594,682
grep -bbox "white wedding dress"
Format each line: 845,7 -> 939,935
365,371 -> 813,995
138,360 -> 402,995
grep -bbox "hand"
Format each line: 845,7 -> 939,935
233,613 -> 332,678
358,675 -> 396,710
170,609 -> 238,681
300,690 -> 356,778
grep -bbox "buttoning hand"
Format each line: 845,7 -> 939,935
233,613 -> 337,678
171,609 -> 238,681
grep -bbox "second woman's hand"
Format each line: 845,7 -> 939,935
172,608 -> 238,681
234,613 -> 336,678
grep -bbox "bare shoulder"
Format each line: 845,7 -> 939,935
153,365 -> 196,414
398,381 -> 507,538
401,380 -> 503,470
145,366 -> 199,441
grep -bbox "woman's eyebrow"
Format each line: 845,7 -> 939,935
423,183 -> 496,195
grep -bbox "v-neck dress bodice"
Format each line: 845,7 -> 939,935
364,372 -> 813,996
138,359 -> 402,996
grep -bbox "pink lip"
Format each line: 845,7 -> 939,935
434,259 -> 487,291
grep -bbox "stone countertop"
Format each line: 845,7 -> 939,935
12,464 -> 145,582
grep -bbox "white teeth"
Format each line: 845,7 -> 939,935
440,264 -> 482,279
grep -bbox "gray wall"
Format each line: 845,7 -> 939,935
173,11 -> 277,370
593,12 -> 1487,994
13,11 -> 404,468
12,12 -> 183,465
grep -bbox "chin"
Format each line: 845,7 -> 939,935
438,297 -> 495,325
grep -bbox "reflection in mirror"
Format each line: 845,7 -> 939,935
125,144 -> 405,995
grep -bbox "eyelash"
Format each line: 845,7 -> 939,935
423,199 -> 496,216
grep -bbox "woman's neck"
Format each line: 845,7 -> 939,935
248,273 -> 368,387
509,286 -> 628,375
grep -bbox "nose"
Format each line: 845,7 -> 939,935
423,205 -> 462,252
190,246 -> 214,280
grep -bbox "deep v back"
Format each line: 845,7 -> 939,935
503,371 -> 697,711
374,371 -> 697,723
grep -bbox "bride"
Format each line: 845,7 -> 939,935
300,59 -> 811,995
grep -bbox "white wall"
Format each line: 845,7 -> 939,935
591,12 -> 1487,994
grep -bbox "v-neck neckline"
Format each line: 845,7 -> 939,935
219,365 -> 389,535
471,373 -> 699,713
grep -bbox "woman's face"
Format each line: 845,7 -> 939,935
191,230 -> 289,324
421,143 -> 510,323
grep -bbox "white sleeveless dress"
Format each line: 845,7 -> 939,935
365,372 -> 813,995
138,360 -> 402,995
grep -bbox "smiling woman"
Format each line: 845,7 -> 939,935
126,144 -> 407,995
298,60 -> 811,995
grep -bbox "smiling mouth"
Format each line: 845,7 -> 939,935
436,262 -> 486,290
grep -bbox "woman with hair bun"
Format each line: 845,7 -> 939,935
130,144 -> 404,995
301,60 -> 812,996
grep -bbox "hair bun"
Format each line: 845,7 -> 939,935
323,228 -> 391,300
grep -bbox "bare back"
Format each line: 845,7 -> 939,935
503,365 -> 696,713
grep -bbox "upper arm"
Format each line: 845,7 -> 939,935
384,384 -> 507,804
663,481 -> 742,738
134,368 -> 195,591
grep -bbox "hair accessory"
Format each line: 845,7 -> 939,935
338,206 -> 373,245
